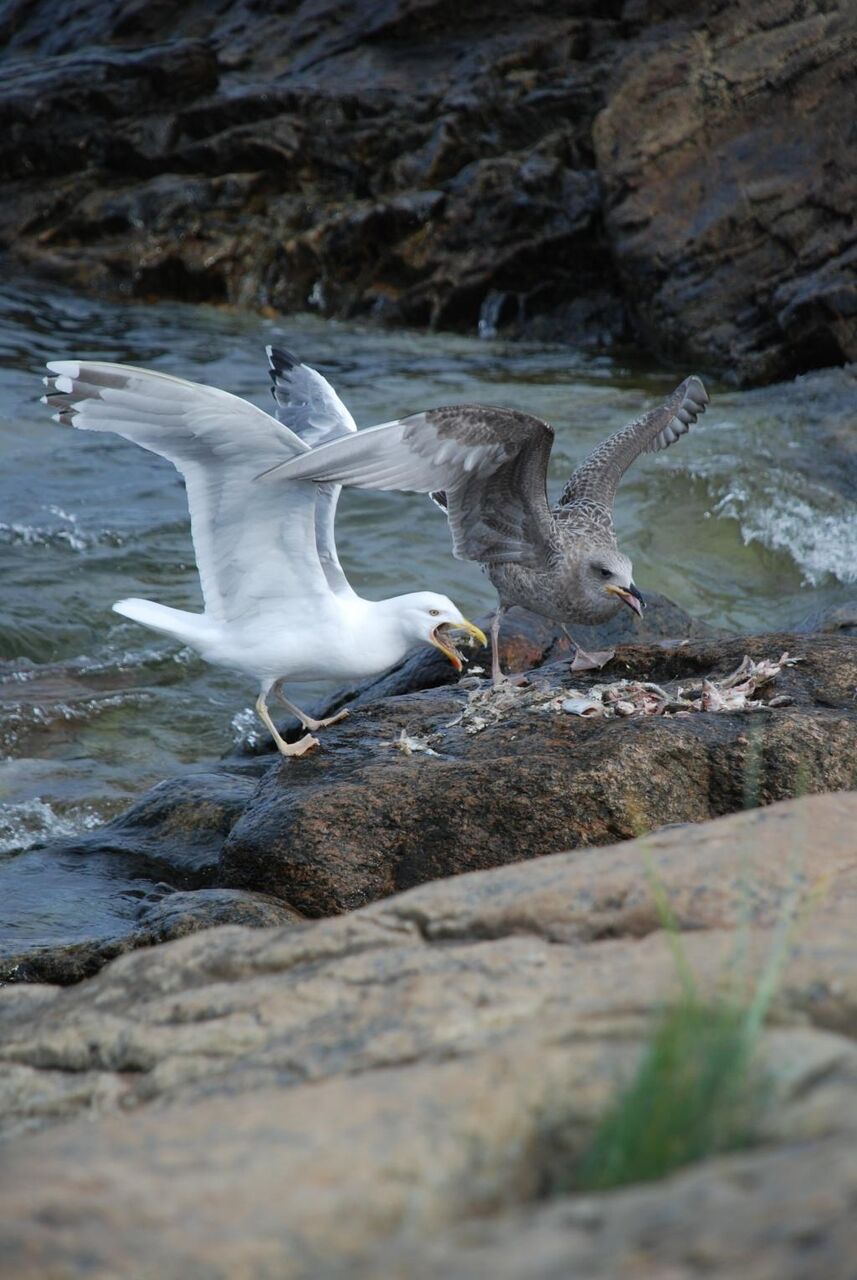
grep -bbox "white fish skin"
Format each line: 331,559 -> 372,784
562,697 -> 605,717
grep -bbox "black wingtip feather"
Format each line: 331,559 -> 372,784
267,346 -> 302,376
268,346 -> 304,406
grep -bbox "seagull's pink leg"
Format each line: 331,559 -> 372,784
256,685 -> 319,757
274,682 -> 349,732
490,606 -> 507,685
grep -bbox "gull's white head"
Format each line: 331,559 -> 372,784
572,547 -> 646,625
392,591 -> 487,671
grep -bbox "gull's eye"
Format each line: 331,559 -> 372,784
598,567 -> 612,579
429,608 -> 441,616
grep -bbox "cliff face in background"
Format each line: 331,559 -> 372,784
0,0 -> 854,384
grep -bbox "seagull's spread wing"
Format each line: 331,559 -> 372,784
266,346 -> 356,597
259,404 -> 556,567
43,360 -> 333,623
267,345 -> 356,445
557,376 -> 709,511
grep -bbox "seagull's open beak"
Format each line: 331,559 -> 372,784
605,583 -> 645,618
430,619 -> 488,671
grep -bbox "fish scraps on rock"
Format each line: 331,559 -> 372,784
446,653 -> 803,735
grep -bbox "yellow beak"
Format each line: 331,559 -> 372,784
430,619 -> 488,671
605,583 -> 644,618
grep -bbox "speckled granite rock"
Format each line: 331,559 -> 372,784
0,791 -> 856,1277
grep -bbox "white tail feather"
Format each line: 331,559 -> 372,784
112,598 -> 215,648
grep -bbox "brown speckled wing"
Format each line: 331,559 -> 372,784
421,406 -> 556,566
556,376 -> 709,512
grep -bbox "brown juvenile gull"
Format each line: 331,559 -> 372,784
41,349 -> 486,755
259,374 -> 709,683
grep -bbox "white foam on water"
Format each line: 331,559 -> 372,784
231,706 -> 264,747
0,522 -> 124,552
1,691 -> 154,754
86,642 -> 200,673
0,521 -> 85,551
712,483 -> 857,586
47,504 -> 78,523
0,797 -> 102,855
171,645 -> 201,668
0,504 -> 125,552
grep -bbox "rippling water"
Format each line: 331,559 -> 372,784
1,268 -> 856,869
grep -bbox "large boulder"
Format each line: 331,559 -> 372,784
0,792 -> 855,1276
593,2 -> 857,384
219,633 -> 857,912
1,600 -> 713,983
6,630 -> 857,979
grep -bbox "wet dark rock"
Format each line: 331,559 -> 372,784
134,886 -> 303,945
796,602 -> 857,637
53,772 -> 257,882
1,0 -> 849,380
0,846 -> 175,985
219,634 -> 857,915
0,773 -> 265,984
593,3 -> 857,384
1,887 -> 302,987
0,40 -> 219,181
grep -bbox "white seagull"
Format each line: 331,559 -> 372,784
42,348 -> 486,757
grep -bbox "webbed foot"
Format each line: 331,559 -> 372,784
276,732 -> 320,757
301,707 -> 349,731
569,646 -> 615,672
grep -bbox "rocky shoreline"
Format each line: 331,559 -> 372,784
2,0 -> 855,384
4,599 -> 857,984
2,599 -> 857,1273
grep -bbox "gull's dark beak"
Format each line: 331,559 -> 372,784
429,619 -> 488,671
605,583 -> 645,618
